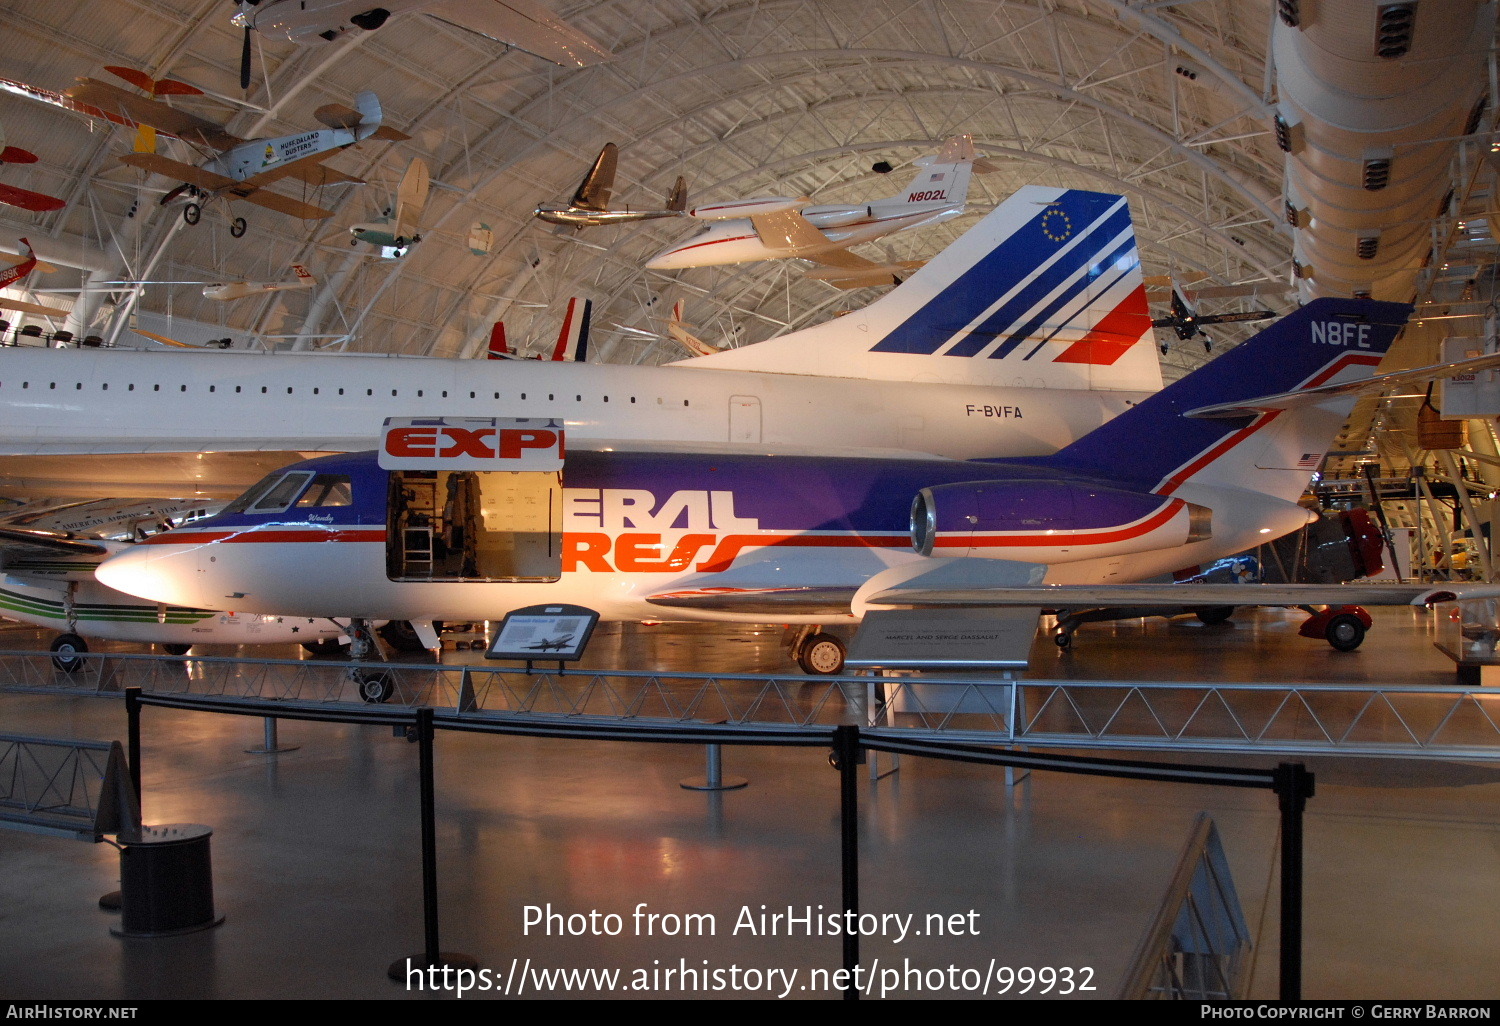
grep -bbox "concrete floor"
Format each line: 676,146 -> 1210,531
2,606 -> 1498,1001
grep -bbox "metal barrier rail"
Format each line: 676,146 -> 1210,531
120,688 -> 1314,1000
5,650 -> 1500,759
0,733 -> 135,840
1118,814 -> 1254,999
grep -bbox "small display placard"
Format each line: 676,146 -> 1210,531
845,608 -> 1039,672
486,604 -> 600,662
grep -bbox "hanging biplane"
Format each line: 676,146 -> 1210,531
66,77 -> 409,235
0,123 -> 65,214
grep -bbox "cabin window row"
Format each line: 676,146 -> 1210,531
0,381 -> 691,406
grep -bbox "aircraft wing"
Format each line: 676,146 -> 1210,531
228,188 -> 335,221
279,163 -> 364,188
0,452 -> 328,501
0,296 -> 70,317
119,152 -> 238,192
864,579 -> 1493,610
749,209 -> 836,258
1187,349 -> 1500,418
425,0 -> 613,67
803,256 -> 925,289
67,80 -> 241,149
0,525 -> 109,557
645,586 -> 859,615
0,183 -> 65,213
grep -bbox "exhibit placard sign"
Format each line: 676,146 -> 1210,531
486,603 -> 599,662
845,608 -> 1039,672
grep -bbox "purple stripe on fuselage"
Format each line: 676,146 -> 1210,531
194,450 -> 1119,538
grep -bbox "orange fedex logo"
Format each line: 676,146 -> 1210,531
561,487 -> 765,573
379,417 -> 564,471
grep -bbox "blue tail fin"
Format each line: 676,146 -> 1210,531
1039,297 -> 1412,501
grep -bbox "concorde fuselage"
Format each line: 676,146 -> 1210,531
0,346 -> 1147,460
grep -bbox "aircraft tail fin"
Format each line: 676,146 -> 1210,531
1041,298 -> 1412,502
353,91 -> 383,137
291,264 -> 314,283
572,144 -> 618,212
487,321 -> 509,360
874,134 -> 975,211
550,298 -> 591,362
666,175 -> 688,212
664,299 -> 719,356
673,186 -> 1163,391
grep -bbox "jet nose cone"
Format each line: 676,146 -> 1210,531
95,544 -> 195,605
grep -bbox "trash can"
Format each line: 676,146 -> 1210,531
111,824 -> 225,938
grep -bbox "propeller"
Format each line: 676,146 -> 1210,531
1151,289 -> 1274,341
241,27 -> 252,89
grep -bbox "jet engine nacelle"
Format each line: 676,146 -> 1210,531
911,479 -> 1213,563
687,196 -> 806,220
802,205 -> 869,229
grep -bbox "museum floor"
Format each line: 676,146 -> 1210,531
2,606 -> 1498,1001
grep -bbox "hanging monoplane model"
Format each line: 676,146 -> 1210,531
535,143 -> 688,227
644,135 -> 994,288
345,158 -> 429,257
67,77 -> 409,235
203,264 -> 316,301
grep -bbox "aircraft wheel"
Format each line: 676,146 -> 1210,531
161,643 -> 191,656
1054,630 -> 1073,650
229,216 -> 247,239
1325,613 -> 1366,652
796,633 -> 845,676
357,671 -> 395,704
183,203 -> 201,226
1196,606 -> 1235,626
50,633 -> 87,673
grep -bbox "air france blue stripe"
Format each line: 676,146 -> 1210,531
993,229 -> 1139,361
948,202 -> 1132,359
1019,248 -> 1140,361
871,190 -> 1127,356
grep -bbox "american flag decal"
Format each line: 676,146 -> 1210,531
1297,453 -> 1322,469
930,172 -> 945,181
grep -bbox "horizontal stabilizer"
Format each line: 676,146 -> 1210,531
1185,350 -> 1500,419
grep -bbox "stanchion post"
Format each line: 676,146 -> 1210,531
124,686 -> 142,823
1273,762 -> 1315,1002
418,707 -> 440,964
389,707 -> 476,980
833,725 -> 861,1000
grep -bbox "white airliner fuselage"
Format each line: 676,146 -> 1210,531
0,346 -> 1143,460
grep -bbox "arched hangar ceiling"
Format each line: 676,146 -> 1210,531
0,0 -> 1492,383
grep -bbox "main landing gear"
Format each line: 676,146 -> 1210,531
1297,605 -> 1371,652
50,633 -> 86,673
788,626 -> 847,676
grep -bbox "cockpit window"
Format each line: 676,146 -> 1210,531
249,472 -> 315,514
222,471 -> 288,516
294,474 -> 353,508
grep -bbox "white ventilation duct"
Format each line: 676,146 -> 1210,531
1273,0 -> 1494,300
